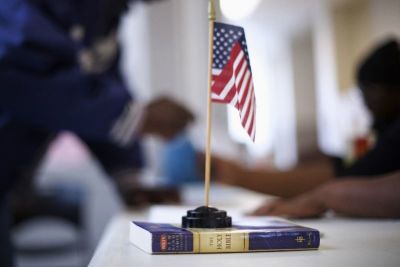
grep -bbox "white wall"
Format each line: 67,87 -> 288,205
369,0 -> 400,41
291,30 -> 319,157
312,0 -> 344,156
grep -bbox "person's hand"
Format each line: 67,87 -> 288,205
141,97 -> 194,140
251,191 -> 327,219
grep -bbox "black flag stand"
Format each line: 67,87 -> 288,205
182,206 -> 232,228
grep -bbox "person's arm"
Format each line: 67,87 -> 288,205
252,171 -> 400,218
214,157 -> 333,198
0,1 -> 135,143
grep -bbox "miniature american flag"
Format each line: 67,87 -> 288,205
211,22 -> 256,141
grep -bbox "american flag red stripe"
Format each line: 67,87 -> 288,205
211,22 -> 256,141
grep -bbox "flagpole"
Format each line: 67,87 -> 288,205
204,0 -> 216,207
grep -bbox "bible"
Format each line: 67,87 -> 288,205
130,218 -> 319,254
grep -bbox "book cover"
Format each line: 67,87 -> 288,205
130,219 -> 320,254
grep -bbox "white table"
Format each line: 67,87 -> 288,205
88,184 -> 400,267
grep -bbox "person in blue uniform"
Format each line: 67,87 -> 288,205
0,0 -> 194,266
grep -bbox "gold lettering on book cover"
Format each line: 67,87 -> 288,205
295,236 -> 305,243
189,229 -> 249,253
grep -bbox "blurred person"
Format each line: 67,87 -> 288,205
214,39 -> 400,215
0,0 -> 195,266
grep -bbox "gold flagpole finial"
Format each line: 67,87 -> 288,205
208,0 -> 216,21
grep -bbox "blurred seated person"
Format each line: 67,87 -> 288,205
214,39 -> 400,211
0,0 -> 194,266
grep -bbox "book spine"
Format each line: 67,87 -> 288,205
151,230 -> 319,253
152,232 -> 194,253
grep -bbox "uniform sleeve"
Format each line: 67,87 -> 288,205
0,0 -> 139,143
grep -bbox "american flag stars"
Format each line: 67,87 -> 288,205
212,25 -> 249,70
